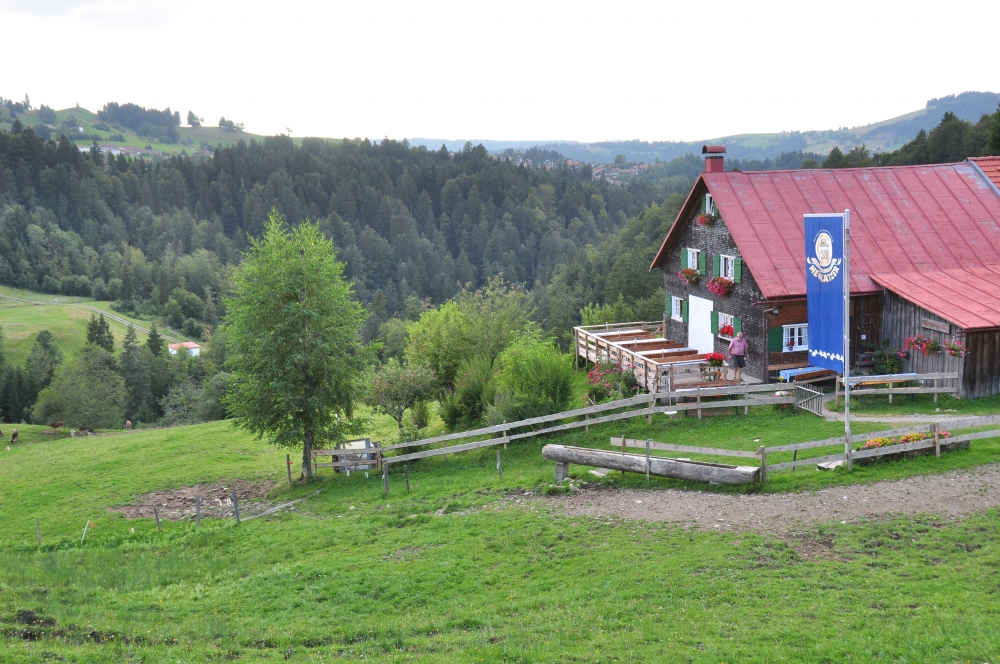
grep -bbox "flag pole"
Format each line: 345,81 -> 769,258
843,209 -> 852,471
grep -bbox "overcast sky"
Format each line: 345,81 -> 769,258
2,0 -> 998,142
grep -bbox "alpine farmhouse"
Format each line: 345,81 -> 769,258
647,149 -> 1000,398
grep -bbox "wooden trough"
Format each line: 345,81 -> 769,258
541,444 -> 760,485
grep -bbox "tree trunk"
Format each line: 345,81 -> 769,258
302,429 -> 314,479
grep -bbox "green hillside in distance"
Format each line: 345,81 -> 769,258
0,104 -> 340,159
0,286 -> 187,365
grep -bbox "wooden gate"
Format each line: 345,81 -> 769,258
794,384 -> 825,416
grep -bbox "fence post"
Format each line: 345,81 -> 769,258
585,413 -> 590,434
758,446 -> 767,484
503,421 -> 508,450
888,380 -> 893,404
647,394 -> 655,425
932,422 -> 940,458
286,454 -> 292,485
404,464 -> 410,492
383,463 -> 389,497
496,449 -> 503,479
645,439 -> 651,482
195,495 -> 201,528
231,490 -> 240,523
35,518 -> 41,545
442,440 -> 447,460
697,395 -> 702,420
153,505 -> 162,532
845,433 -> 853,472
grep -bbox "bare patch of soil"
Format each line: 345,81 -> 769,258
551,464 -> 1000,534
109,480 -> 276,521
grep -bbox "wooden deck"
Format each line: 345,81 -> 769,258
574,322 -> 737,392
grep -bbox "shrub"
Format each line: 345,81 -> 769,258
585,360 -> 639,404
493,337 -> 574,421
447,355 -> 496,427
580,294 -> 635,326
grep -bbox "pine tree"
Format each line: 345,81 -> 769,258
86,314 -> 115,353
145,322 -> 164,357
986,104 -> 1000,156
119,325 -> 152,422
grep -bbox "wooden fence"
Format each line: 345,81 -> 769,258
603,415 -> 1000,484
371,384 -> 803,467
834,372 -> 959,407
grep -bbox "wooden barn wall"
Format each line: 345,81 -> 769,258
963,331 -> 1000,398
880,291 -> 970,393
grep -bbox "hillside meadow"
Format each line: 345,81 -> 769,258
2,405 -> 1000,662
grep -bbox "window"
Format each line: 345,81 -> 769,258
705,193 -> 716,216
687,248 -> 701,273
671,296 -> 683,322
720,254 -> 736,280
718,312 -> 735,339
783,324 -> 809,352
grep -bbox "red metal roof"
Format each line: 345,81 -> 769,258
650,161 -> 1000,329
871,269 -> 1000,330
970,156 -> 1000,191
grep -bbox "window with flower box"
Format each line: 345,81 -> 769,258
783,324 -> 808,351
704,193 -> 716,216
711,311 -> 740,339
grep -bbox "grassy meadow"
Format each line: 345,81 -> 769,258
2,402 -> 1000,662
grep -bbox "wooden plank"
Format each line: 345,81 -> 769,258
765,436 -> 847,453
842,372 -> 957,384
921,318 -> 950,334
769,452 -> 847,471
311,449 -> 379,457
384,436 -> 510,463
613,437 -> 760,458
314,460 -> 380,468
843,387 -> 957,396
851,425 -> 930,443
942,429 -> 1000,444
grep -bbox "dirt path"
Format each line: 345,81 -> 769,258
554,464 -> 1000,534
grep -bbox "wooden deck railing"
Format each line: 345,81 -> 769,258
834,372 -> 959,406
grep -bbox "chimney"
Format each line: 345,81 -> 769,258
702,145 -> 726,173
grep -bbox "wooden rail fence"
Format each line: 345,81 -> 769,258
834,372 -> 959,407
599,416 -> 1000,484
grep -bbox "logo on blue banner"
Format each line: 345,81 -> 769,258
805,214 -> 846,374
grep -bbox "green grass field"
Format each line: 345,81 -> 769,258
826,391 -> 1000,416
5,105 -> 339,158
0,299 -> 152,365
2,402 -> 1000,662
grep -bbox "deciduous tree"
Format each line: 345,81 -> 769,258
225,211 -> 370,478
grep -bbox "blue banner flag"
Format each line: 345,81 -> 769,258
804,214 -> 846,374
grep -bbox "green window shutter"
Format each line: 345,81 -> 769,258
680,248 -> 688,270
712,255 -> 721,278
664,293 -> 669,315
702,194 -> 708,213
710,311 -> 719,334
698,252 -> 706,275
734,316 -> 742,335
767,327 -> 783,353
681,300 -> 689,323
734,258 -> 743,284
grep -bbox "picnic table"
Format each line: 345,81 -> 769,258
778,366 -> 836,382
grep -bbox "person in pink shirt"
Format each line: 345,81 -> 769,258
728,332 -> 748,381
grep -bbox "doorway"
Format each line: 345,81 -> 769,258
688,295 -> 715,354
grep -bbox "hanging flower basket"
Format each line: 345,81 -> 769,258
904,334 -> 941,356
707,276 -> 734,296
678,268 -> 700,285
944,340 -> 967,358
696,213 -> 716,226
705,352 -> 726,367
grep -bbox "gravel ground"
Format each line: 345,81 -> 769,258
553,464 -> 1000,534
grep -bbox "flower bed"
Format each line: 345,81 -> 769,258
858,430 -> 950,451
678,268 -> 699,286
904,334 -> 941,356
706,276 -> 734,296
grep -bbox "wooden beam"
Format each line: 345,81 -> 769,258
542,445 -> 759,485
